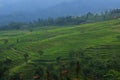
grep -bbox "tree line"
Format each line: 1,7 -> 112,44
1,9 -> 120,30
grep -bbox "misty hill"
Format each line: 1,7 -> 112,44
38,0 -> 120,18
0,0 -> 120,25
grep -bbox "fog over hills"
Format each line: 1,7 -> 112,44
0,0 -> 72,15
0,0 -> 120,25
37,0 -> 120,18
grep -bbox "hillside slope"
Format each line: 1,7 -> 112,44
0,19 -> 120,79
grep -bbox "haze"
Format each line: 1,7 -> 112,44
0,0 -> 73,14
0,0 -> 120,25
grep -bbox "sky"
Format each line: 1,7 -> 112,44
0,0 -> 63,14
0,0 -> 73,8
0,0 -> 73,14
0,0 -> 119,15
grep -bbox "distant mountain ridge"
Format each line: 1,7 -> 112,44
38,0 -> 120,18
0,0 -> 120,25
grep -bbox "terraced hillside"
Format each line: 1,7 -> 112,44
0,19 -> 120,80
